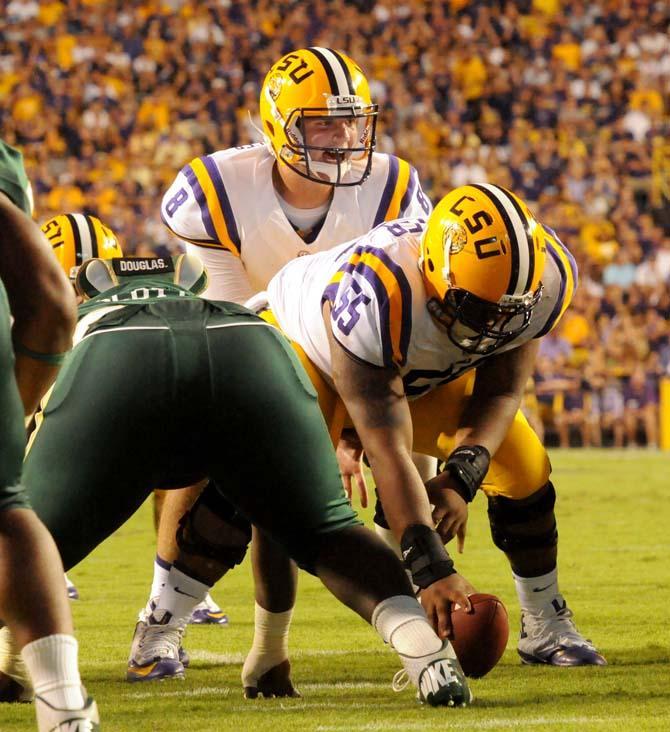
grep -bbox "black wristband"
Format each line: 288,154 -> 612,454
445,445 -> 491,503
400,524 -> 456,589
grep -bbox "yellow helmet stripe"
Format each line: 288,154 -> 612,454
383,159 -> 412,222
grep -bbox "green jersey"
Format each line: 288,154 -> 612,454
0,139 -> 34,509
0,139 -> 32,215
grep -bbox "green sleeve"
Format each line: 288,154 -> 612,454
0,140 -> 32,215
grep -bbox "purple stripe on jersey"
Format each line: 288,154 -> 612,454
201,155 -> 241,252
399,167 -> 417,215
183,164 -> 217,241
545,225 -> 578,289
334,245 -> 412,367
535,245 -> 566,339
373,156 -> 400,227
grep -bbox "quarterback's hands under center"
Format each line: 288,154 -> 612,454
336,434 -> 368,508
420,574 -> 476,640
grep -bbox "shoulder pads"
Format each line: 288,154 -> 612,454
75,254 -> 208,300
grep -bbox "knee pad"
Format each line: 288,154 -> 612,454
176,482 -> 252,569
487,481 -> 558,553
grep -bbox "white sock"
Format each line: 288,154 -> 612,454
371,595 -> 442,657
513,568 -> 559,614
241,603 -> 293,687
21,634 -> 84,709
150,555 -> 172,601
155,567 -> 209,625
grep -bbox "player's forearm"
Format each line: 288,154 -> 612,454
0,193 -> 76,414
364,442 -> 434,540
186,245 -> 254,304
455,340 -> 539,454
0,195 -> 76,342
10,266 -> 76,416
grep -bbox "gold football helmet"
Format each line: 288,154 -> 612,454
41,213 -> 122,280
419,184 -> 547,354
259,47 -> 377,186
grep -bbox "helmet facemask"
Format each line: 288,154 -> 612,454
280,101 -> 377,186
427,286 -> 543,355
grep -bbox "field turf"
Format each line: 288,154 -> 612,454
4,449 -> 669,731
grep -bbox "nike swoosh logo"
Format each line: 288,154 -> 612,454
532,583 -> 553,593
174,586 -> 198,598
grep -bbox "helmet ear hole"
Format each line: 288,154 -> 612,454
264,120 -> 274,136
427,259 -> 435,273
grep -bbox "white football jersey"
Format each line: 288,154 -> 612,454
160,143 -> 432,300
268,219 -> 578,399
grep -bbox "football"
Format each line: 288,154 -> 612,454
450,593 -> 509,678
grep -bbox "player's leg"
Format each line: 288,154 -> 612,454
373,451 -> 437,558
23,334 -> 162,572
149,481 -> 227,626
0,296 -> 96,729
240,313 -> 347,695
21,318 -> 195,686
409,379 -> 606,667
242,526 -> 299,695
479,412 -> 606,666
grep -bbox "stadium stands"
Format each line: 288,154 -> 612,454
1,0 -> 668,446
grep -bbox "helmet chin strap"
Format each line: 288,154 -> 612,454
305,153 -> 353,184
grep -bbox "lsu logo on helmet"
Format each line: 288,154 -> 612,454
259,47 -> 378,186
420,184 -> 547,355
41,214 -> 123,280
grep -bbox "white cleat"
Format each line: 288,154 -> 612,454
394,639 -> 472,707
518,596 -> 606,667
126,609 -> 186,682
189,593 -> 229,626
34,688 -> 99,732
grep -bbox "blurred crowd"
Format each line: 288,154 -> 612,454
1,0 -> 669,447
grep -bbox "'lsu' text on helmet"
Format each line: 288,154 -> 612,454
420,184 -> 547,355
41,213 -> 123,280
259,47 -> 377,186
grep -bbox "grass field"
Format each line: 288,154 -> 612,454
4,449 -> 670,731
